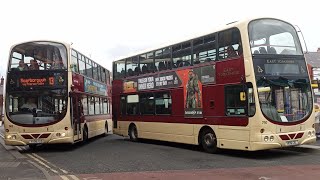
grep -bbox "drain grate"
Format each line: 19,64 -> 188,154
0,162 -> 20,168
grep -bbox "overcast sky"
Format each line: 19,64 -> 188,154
0,0 -> 319,77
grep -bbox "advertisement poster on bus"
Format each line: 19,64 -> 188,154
123,72 -> 182,93
177,65 -> 216,118
122,65 -> 216,118
84,78 -> 107,96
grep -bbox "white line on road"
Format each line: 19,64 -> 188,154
27,154 -> 59,174
68,175 -> 80,180
299,144 -> 320,149
32,153 -> 69,174
27,160 -> 52,180
60,175 -> 70,180
0,133 -> 4,139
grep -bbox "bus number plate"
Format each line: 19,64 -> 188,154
285,140 -> 298,146
29,139 -> 43,144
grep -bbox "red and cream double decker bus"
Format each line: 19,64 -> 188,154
112,17 -> 316,153
4,40 -> 112,147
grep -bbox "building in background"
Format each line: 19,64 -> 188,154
305,48 -> 320,137
306,48 -> 320,103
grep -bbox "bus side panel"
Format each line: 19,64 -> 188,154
202,84 -> 225,117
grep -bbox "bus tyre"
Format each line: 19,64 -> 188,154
201,129 -> 218,153
129,125 -> 138,142
83,127 -> 88,143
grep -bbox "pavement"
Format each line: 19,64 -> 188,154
0,125 -> 49,180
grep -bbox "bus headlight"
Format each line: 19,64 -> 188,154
56,132 -> 66,137
308,131 -> 312,137
312,131 -> 315,136
6,135 -> 16,140
270,136 -> 274,142
264,136 -> 269,142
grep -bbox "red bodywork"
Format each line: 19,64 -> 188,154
112,57 -> 248,127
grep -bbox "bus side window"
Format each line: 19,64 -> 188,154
218,28 -> 241,60
193,34 -> 216,64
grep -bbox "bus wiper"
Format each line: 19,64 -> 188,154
293,79 -> 309,89
258,76 -> 288,87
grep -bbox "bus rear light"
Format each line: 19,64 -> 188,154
65,127 -> 68,131
260,129 -> 265,133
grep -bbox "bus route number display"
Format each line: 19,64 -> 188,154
20,77 -> 54,86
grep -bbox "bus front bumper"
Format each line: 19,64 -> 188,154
251,136 -> 317,151
4,134 -> 74,146
4,139 -> 27,146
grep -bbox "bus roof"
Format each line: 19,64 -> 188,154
113,16 -> 289,62
9,40 -> 70,50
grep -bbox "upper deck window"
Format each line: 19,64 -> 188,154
193,34 -> 217,64
9,42 -> 67,71
218,28 -> 241,60
249,19 -> 303,55
172,42 -> 191,68
126,56 -> 139,77
113,59 -> 126,79
155,47 -> 171,71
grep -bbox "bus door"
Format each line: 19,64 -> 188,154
71,95 -> 82,141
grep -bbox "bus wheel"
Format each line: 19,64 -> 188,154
128,124 -> 138,142
83,126 -> 88,143
201,129 -> 218,153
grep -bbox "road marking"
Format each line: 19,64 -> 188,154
32,153 -> 69,174
68,175 -> 80,180
27,160 -> 52,180
27,154 -> 59,174
299,144 -> 320,149
0,132 -> 80,179
60,175 -> 70,180
259,177 -> 272,180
